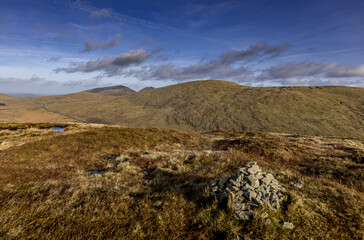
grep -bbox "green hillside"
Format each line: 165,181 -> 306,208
31,80 -> 364,137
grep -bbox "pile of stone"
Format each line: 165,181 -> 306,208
209,161 -> 286,220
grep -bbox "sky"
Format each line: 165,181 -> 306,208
0,0 -> 363,95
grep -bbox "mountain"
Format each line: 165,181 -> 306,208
139,86 -> 155,92
29,80 -> 364,137
4,93 -> 41,98
85,85 -> 136,96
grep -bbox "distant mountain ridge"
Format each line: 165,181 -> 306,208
139,87 -> 155,92
1,93 -> 41,98
85,85 -> 135,96
22,80 -> 364,137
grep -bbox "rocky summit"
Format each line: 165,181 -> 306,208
209,161 -> 286,221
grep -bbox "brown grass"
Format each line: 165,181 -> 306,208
0,124 -> 363,239
0,94 -> 76,124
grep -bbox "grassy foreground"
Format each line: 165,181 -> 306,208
0,124 -> 363,239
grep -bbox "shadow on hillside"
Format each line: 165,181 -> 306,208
141,167 -> 212,205
212,139 -> 251,150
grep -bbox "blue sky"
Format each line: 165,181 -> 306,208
0,0 -> 363,94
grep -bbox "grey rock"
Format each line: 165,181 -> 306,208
226,189 -> 236,198
256,192 -> 262,200
247,161 -> 257,166
270,182 -> 284,191
243,183 -> 254,190
255,172 -> 264,179
218,176 -> 229,186
236,190 -> 244,197
247,202 -> 259,208
239,167 -> 249,175
229,179 -> 239,187
236,174 -> 245,183
261,173 -> 274,185
209,179 -> 218,186
252,198 -> 263,206
235,210 -> 254,220
282,222 -> 294,229
234,196 -> 245,203
233,202 -> 247,211
294,183 -> 303,189
236,235 -> 251,240
251,180 -> 260,188
246,175 -> 257,184
244,190 -> 257,201
247,164 -> 261,174
270,192 -> 278,202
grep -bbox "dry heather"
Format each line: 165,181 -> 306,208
0,124 -> 363,239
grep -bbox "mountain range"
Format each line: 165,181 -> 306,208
1,80 -> 363,137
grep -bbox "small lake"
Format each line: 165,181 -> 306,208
51,127 -> 65,132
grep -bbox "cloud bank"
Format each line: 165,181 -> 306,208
55,41 -> 290,82
52,41 -> 363,87
55,48 -> 162,76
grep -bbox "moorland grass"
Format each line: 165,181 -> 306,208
0,125 -> 363,239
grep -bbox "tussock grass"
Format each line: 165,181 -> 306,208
0,126 -> 363,239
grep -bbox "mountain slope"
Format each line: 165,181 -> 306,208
0,93 -> 76,123
31,80 -> 364,137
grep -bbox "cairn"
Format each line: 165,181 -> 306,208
209,161 -> 286,220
